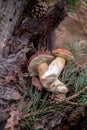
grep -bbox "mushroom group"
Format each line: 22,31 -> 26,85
28,48 -> 74,103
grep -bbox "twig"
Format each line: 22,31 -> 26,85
66,86 -> 87,101
16,84 -> 24,94
66,101 -> 78,105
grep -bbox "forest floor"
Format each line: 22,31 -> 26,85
0,1 -> 87,130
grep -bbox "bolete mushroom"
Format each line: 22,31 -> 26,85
28,49 -> 74,95
46,78 -> 68,93
41,77 -> 68,94
28,52 -> 55,78
41,48 -> 74,80
28,52 -> 67,94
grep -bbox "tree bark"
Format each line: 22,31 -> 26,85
0,0 -> 25,54
0,0 -> 27,124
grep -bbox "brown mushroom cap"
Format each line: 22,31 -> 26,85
52,48 -> 74,61
28,52 -> 55,76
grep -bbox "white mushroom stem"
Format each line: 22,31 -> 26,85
37,61 -> 68,94
41,78 -> 68,94
41,57 -> 66,81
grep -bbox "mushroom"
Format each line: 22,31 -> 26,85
39,48 -> 74,94
41,48 -> 74,81
41,77 -> 68,94
47,78 -> 68,93
28,51 -> 55,79
28,52 -> 67,94
28,49 -> 74,95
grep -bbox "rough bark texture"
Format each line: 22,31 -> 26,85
0,0 -> 28,125
0,0 -> 25,54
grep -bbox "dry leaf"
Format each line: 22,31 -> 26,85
32,76 -> 43,91
5,110 -> 20,130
